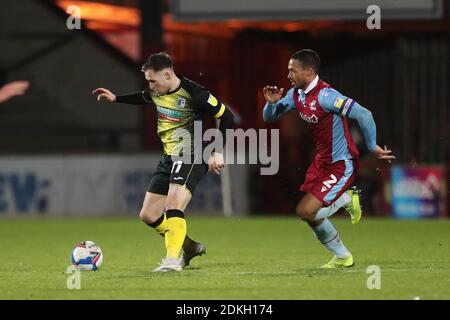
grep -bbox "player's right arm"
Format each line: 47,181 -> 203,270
92,88 -> 152,105
262,86 -> 296,123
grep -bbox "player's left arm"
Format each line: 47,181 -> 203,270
318,88 -> 395,162
193,90 -> 235,174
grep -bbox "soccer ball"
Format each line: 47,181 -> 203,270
71,241 -> 103,271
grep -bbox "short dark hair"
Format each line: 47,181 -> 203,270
291,49 -> 321,73
141,51 -> 173,72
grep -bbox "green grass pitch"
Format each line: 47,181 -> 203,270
1,216 -> 449,299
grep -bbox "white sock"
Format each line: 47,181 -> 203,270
313,192 -> 351,221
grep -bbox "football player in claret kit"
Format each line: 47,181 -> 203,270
263,49 -> 395,268
93,52 -> 234,272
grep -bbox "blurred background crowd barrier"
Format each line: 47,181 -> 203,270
0,0 -> 448,218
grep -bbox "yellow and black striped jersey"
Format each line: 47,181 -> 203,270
117,76 -> 228,155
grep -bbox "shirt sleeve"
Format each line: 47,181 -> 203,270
347,103 -> 377,151
318,87 -> 377,152
192,88 -> 228,119
192,87 -> 234,149
317,87 -> 355,116
115,89 -> 153,105
262,88 -> 296,123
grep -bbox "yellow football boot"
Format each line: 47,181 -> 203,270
344,187 -> 362,225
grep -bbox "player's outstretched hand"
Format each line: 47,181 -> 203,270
208,152 -> 225,175
92,88 -> 116,102
373,145 -> 396,163
263,86 -> 284,104
0,81 -> 30,103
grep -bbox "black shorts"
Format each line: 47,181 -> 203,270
147,155 -> 208,196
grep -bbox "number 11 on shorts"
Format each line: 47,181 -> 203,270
171,161 -> 183,174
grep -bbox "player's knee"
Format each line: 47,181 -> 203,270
295,204 -> 306,219
139,207 -> 158,224
296,204 -> 314,222
139,208 -> 149,223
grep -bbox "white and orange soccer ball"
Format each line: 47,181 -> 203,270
71,241 -> 103,271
